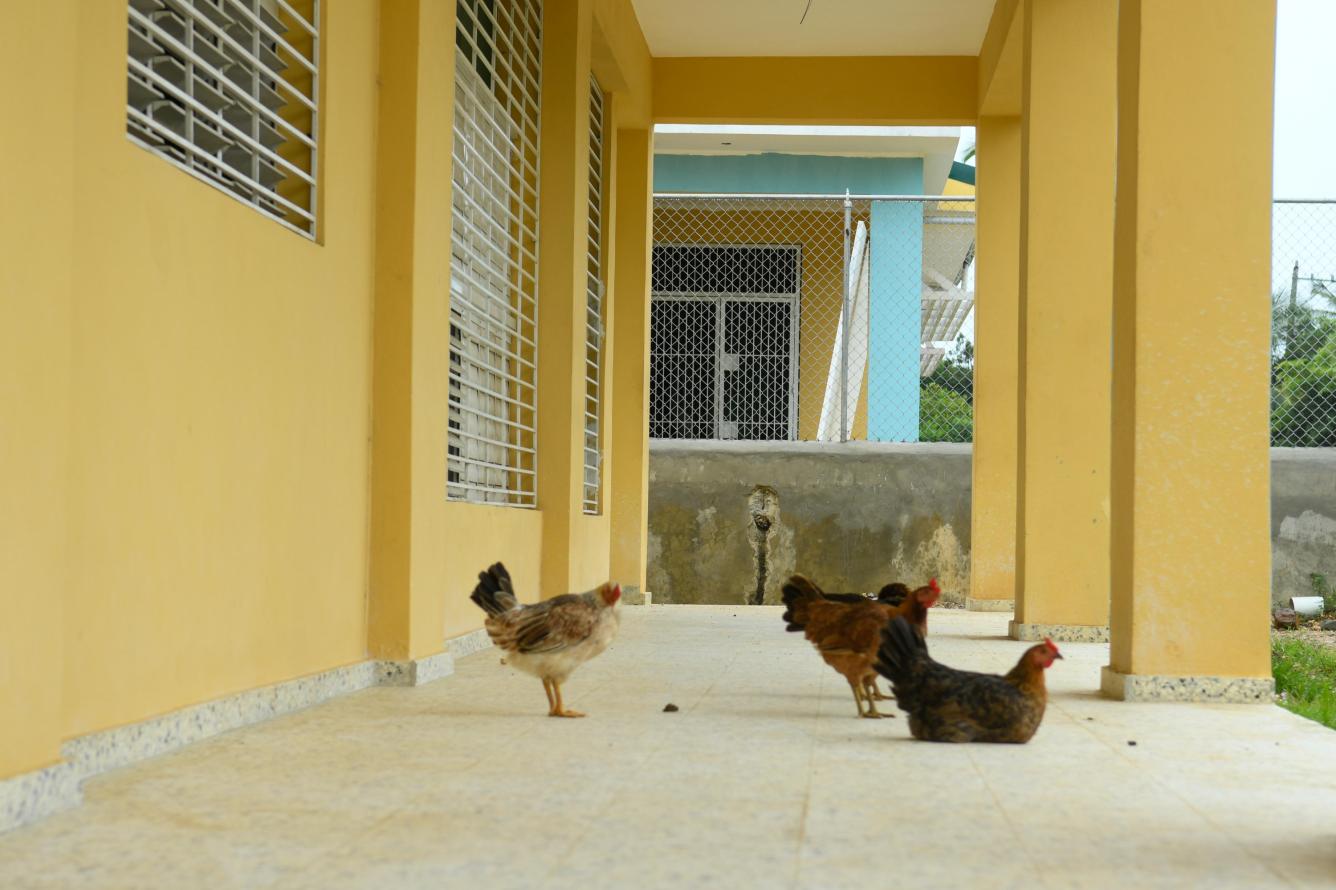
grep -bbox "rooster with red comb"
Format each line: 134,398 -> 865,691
470,563 -> 622,718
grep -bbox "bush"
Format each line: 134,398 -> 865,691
1272,636 -> 1336,730
919,383 -> 973,443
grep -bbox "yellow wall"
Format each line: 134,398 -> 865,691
376,0 -> 651,637
978,0 -> 1022,116
0,0 -> 76,777
609,128 -> 654,594
970,116 -> 1021,606
1013,0 -> 1117,634
57,3 -> 380,737
653,56 -> 978,125
0,0 -> 653,782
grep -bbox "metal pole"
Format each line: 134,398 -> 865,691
840,190 -> 852,443
1289,260 -> 1299,358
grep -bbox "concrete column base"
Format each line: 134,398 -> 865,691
1100,666 -> 1275,703
966,597 -> 1014,612
621,585 -> 652,606
1009,620 -> 1109,643
376,650 -> 455,687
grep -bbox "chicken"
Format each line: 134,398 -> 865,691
781,575 -> 941,718
874,615 -> 1061,743
470,562 -> 621,718
783,580 -> 925,633
815,582 -> 910,609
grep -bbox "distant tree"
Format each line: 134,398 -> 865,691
919,383 -> 973,443
1271,287 -> 1336,446
920,334 -> 974,442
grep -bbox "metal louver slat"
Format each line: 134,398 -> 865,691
448,0 -> 544,507
581,76 -> 605,514
124,0 -> 320,238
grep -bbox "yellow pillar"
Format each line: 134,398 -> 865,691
0,0 -> 75,786
368,0 -> 454,660
968,116 -> 1021,612
1011,0 -> 1117,643
608,126 -> 653,599
537,0 -> 598,597
1102,0 -> 1276,702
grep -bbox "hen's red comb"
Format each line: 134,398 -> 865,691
929,578 -> 940,593
1043,636 -> 1061,654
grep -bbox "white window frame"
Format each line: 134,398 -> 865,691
582,75 -> 606,514
448,0 -> 543,507
125,0 -> 320,238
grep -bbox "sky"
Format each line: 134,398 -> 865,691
1273,0 -> 1336,294
1275,0 -> 1336,200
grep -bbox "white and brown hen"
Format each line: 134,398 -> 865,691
470,562 -> 621,718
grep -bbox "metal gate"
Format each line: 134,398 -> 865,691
650,244 -> 800,440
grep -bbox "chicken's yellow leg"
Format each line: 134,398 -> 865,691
849,678 -> 881,718
542,678 -> 557,716
847,679 -> 868,718
864,677 -> 891,701
550,681 -> 586,719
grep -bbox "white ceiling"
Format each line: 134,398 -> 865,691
630,0 -> 997,58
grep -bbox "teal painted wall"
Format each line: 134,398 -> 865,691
652,153 -> 925,440
869,200 -> 923,441
653,153 -> 923,195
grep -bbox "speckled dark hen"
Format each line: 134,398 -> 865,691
875,616 -> 1061,743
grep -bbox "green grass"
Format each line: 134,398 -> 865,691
1272,636 -> 1336,730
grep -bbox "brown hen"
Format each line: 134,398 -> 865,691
781,575 -> 940,718
875,615 -> 1061,743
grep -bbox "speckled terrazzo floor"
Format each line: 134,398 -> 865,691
2,606 -> 1334,889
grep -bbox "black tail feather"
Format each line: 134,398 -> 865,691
875,582 -> 910,607
875,615 -> 928,684
470,562 -> 519,616
818,591 -> 870,605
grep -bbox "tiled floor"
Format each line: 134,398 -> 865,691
2,606 -> 1334,889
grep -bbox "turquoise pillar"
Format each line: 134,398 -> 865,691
868,200 -> 923,441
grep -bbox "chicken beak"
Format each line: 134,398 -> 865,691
1054,652 -> 1064,660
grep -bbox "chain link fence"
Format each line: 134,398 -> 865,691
1272,200 -> 1336,447
649,194 -> 976,444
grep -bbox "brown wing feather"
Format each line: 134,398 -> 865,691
487,593 -> 599,655
803,599 -> 893,685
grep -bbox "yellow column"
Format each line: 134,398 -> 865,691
608,127 -> 653,600
0,0 -> 75,785
968,116 -> 1021,612
1011,0 -> 1117,643
536,0 -> 597,597
368,0 -> 454,660
1102,0 -> 1276,702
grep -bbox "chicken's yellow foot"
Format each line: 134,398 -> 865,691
550,681 -> 586,718
846,679 -> 874,718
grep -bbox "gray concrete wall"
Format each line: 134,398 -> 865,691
647,442 -> 1336,607
1272,448 -> 1336,606
647,441 -> 972,605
